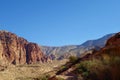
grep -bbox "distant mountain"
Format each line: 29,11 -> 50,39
41,33 -> 115,59
81,33 -> 114,47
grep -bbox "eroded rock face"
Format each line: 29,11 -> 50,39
26,43 -> 44,64
106,32 -> 120,46
95,32 -> 120,57
0,31 -> 47,65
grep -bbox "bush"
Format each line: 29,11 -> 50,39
60,65 -> 66,70
56,77 -> 65,80
69,56 -> 78,63
36,74 -> 50,80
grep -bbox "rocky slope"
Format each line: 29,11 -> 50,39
41,33 -> 114,59
53,32 -> 120,80
0,30 -> 48,65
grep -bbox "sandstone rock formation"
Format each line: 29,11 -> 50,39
0,30 -> 48,65
26,43 -> 44,64
106,32 -> 120,46
97,32 -> 120,57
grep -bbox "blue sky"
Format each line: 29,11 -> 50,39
0,0 -> 120,46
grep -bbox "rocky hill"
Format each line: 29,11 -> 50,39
0,30 -> 49,65
52,32 -> 120,80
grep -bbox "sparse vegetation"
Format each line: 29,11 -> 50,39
56,48 -> 120,80
0,60 -> 67,80
73,53 -> 120,80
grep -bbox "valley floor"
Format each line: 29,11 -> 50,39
0,59 -> 68,80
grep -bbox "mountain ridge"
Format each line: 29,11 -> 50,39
41,33 -> 115,59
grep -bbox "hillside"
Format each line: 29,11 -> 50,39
49,32 -> 120,80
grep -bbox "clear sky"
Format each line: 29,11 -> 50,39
0,0 -> 120,46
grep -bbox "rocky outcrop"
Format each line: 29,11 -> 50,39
55,32 -> 120,80
97,32 -> 120,57
26,43 -> 44,64
106,32 -> 120,46
0,30 -> 48,65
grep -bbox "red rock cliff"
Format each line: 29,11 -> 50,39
106,32 -> 120,46
0,31 -> 46,65
26,43 -> 44,64
95,32 -> 120,57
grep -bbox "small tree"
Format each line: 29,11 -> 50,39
69,56 -> 78,63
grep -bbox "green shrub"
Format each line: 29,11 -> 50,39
37,74 -> 50,80
60,65 -> 66,70
69,56 -> 78,63
56,77 -> 65,80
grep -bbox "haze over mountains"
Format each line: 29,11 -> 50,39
41,33 -> 114,59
